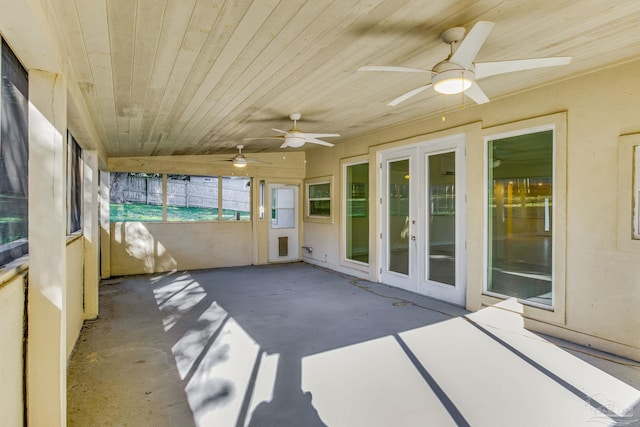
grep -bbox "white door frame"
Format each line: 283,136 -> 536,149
379,134 -> 467,305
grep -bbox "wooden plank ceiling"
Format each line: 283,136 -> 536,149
51,0 -> 640,157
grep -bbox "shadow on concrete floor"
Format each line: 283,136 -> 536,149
68,262 -> 640,427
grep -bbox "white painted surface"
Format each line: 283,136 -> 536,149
268,184 -> 299,262
28,69 -> 68,427
0,276 -> 25,427
66,237 -> 84,358
34,0 -> 640,158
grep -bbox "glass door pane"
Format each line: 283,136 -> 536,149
271,188 -> 295,229
427,152 -> 456,285
487,130 -> 553,306
388,159 -> 410,275
346,163 -> 369,263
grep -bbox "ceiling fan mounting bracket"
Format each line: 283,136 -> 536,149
440,27 -> 466,45
289,113 -> 301,121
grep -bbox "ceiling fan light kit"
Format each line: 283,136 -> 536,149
359,21 -> 572,106
246,113 -> 339,149
232,157 -> 248,168
432,69 -> 474,95
224,144 -> 270,168
284,135 -> 306,148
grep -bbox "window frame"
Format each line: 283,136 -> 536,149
342,159 -> 370,267
481,112 -> 567,326
109,173 -> 251,223
0,38 -> 29,268
617,133 -> 640,251
67,131 -> 83,235
304,176 -> 333,223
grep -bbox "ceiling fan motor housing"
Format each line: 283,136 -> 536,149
431,60 -> 475,94
285,135 -> 306,148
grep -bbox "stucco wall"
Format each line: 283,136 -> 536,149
66,237 -> 84,358
302,59 -> 640,359
110,221 -> 253,276
0,274 -> 25,427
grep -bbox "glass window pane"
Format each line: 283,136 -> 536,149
109,172 -> 164,222
259,180 -> 265,220
309,183 -> 330,198
308,182 -> 331,217
346,163 -> 369,263
222,177 -> 250,221
487,130 -> 553,306
428,152 -> 455,285
0,39 -> 29,265
388,159 -> 409,275
67,133 -> 83,234
272,188 -> 295,229
167,175 -> 218,221
309,200 -> 331,216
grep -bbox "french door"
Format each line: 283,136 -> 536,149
380,136 -> 466,305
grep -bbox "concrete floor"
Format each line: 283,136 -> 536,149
68,262 -> 640,427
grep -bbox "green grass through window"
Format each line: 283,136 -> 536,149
110,203 -> 249,222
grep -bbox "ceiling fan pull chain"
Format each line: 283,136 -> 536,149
441,95 -> 446,122
461,70 -> 465,110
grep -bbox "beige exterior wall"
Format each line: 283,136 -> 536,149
106,152 -> 306,275
302,59 -> 640,360
66,237 -> 85,358
0,272 -> 25,427
0,1 -> 107,425
110,221 -> 253,275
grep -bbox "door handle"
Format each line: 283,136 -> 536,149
411,235 -> 416,241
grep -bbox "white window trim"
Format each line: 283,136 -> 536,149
305,176 -> 333,224
481,113 -> 567,326
617,133 -> 640,251
341,159 -> 370,268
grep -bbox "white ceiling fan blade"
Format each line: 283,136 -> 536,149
299,133 -> 340,139
271,128 -> 288,135
450,21 -> 495,69
306,137 -> 335,147
246,158 -> 272,165
387,83 -> 432,107
280,141 -> 289,149
243,136 -> 283,141
358,65 -> 429,73
475,57 -> 572,79
464,83 -> 490,104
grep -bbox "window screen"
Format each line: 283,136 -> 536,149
0,39 -> 29,266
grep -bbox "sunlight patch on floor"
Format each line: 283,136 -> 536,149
301,335 -> 456,427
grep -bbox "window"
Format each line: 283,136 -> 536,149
221,177 -> 250,221
259,180 -> 265,219
109,173 -> 250,222
67,132 -> 83,234
109,172 -> 163,222
345,162 -> 369,264
616,133 -> 640,251
0,39 -> 29,266
271,187 -> 295,229
306,178 -> 332,219
166,175 -> 218,221
486,129 -> 554,306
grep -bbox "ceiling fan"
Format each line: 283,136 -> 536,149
222,145 -> 271,168
245,113 -> 339,148
359,21 -> 572,106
